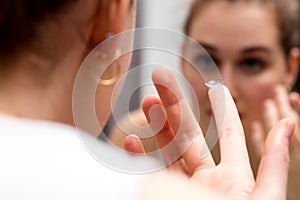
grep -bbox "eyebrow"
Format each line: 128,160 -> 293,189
241,46 -> 271,54
197,41 -> 272,55
197,41 -> 217,52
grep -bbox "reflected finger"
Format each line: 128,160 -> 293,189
151,68 -> 215,172
290,92 -> 300,114
250,121 -> 265,158
263,99 -> 279,131
274,85 -> 294,118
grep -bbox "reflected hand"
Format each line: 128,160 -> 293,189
250,85 -> 300,157
249,85 -> 300,199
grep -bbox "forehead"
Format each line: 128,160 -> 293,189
189,1 -> 280,48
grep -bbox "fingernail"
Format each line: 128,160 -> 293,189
285,120 -> 295,139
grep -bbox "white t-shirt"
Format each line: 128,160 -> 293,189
0,116 -> 158,200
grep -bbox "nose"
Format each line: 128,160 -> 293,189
220,64 -> 238,100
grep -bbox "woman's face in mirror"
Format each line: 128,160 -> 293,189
182,1 -> 288,134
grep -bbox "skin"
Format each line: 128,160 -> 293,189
3,0 -> 290,198
114,1 -> 299,199
181,1 -> 300,199
0,0 -> 136,132
183,1 -> 298,136
111,1 -> 299,150
127,68 -> 295,200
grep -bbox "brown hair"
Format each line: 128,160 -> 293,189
0,1 -> 82,58
184,0 -> 300,56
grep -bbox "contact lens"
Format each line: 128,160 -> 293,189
205,79 -> 224,89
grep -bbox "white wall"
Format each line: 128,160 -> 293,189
137,0 -> 194,100
139,0 -> 193,31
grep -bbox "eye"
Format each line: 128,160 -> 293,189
239,58 -> 265,73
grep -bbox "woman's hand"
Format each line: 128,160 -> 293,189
250,85 -> 300,158
125,68 -> 294,199
249,85 -> 300,200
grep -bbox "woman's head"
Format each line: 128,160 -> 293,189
184,0 -> 299,57
181,0 -> 299,134
0,0 -> 136,65
0,0 -> 136,130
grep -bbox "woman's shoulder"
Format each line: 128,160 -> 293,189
0,114 -> 146,200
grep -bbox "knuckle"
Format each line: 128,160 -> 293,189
219,126 -> 244,138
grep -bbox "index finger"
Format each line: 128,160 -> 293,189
151,67 -> 215,172
208,85 -> 250,163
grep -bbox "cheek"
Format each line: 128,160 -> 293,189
238,80 -> 274,134
243,69 -> 285,105
238,71 -> 284,119
243,82 -> 272,107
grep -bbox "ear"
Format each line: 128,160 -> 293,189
88,0 -> 135,49
108,0 -> 136,34
285,48 -> 300,87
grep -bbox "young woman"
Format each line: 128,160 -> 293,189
0,0 -> 295,199
181,0 -> 299,199
0,0 -> 144,199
